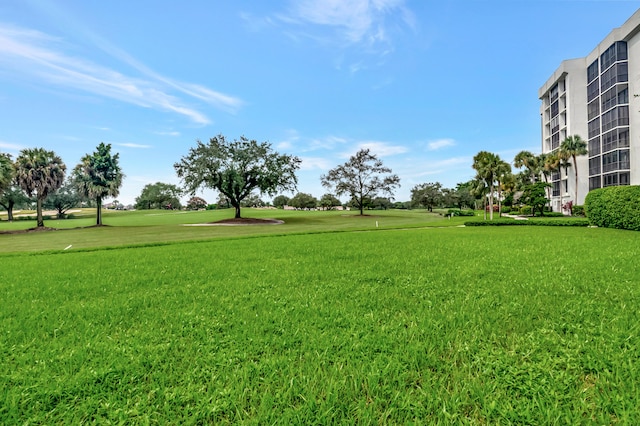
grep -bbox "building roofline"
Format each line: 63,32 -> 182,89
539,8 -> 640,98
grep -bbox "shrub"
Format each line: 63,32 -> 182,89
501,206 -> 511,214
464,218 -> 589,227
572,205 -> 585,217
585,186 -> 640,231
519,206 -> 532,216
542,212 -> 564,218
206,204 -> 217,210
446,209 -> 475,217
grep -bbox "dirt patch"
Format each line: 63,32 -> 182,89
184,218 -> 284,227
0,226 -> 58,235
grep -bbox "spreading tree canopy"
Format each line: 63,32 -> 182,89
72,143 -> 124,226
411,182 -> 443,212
14,148 -> 66,227
321,149 -> 400,215
174,135 -> 301,219
135,182 -> 183,210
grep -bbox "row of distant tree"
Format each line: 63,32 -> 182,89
2,134 -> 587,226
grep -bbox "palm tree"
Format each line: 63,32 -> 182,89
14,148 -> 66,227
513,150 -> 540,183
0,152 -> 13,194
72,143 -> 124,226
495,161 -> 512,217
472,151 -> 504,220
560,135 -> 588,203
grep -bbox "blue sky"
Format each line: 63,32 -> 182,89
1,1 -> 639,205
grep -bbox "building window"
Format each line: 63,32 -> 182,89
589,156 -> 601,176
601,63 -> 628,92
550,84 -> 559,103
588,118 -> 600,138
601,105 -> 629,133
587,60 -> 599,83
588,99 -> 600,120
552,181 -> 560,197
589,137 -> 601,156
587,79 -> 600,102
603,173 -> 619,187
601,85 -> 627,112
620,172 -> 630,185
551,133 -> 560,150
550,100 -> 559,118
589,176 -> 601,191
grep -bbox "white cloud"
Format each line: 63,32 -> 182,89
355,141 -> 408,156
117,143 -> 152,149
0,23 -> 243,125
300,156 -> 332,170
427,138 -> 455,151
278,0 -> 415,54
0,140 -> 24,152
154,131 -> 181,137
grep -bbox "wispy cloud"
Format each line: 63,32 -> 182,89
272,0 -> 415,63
0,140 -> 24,152
355,140 -> 408,157
116,142 -> 152,149
427,138 -> 455,151
300,156 -> 332,171
154,131 -> 181,137
0,23 -> 243,124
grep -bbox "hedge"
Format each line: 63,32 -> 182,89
464,218 -> 589,227
585,185 -> 640,231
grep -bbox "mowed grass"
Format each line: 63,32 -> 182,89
0,208 -> 467,254
2,224 -> 640,423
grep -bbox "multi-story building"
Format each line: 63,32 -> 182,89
539,9 -> 640,211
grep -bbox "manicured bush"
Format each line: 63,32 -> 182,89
519,206 -> 532,216
542,212 -> 564,218
447,209 -> 475,217
206,204 -> 217,210
585,185 -> 640,231
465,218 -> 589,227
501,206 -> 511,214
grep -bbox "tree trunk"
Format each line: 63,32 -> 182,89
96,196 -> 102,226
573,155 -> 578,207
234,204 -> 241,218
488,184 -> 494,221
6,201 -> 14,222
36,197 -> 44,227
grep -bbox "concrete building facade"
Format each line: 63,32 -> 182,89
539,9 -> 640,211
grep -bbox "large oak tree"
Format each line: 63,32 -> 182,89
174,135 -> 301,219
321,149 -> 400,215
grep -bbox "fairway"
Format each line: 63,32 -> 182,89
1,214 -> 640,423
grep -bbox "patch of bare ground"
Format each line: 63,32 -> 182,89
0,226 -> 57,235
184,218 -> 284,227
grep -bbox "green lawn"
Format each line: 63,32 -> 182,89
1,211 -> 639,423
0,208 -> 464,254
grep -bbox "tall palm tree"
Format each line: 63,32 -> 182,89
472,151 -> 504,220
560,135 -> 588,203
495,161 -> 512,217
73,143 -> 124,226
513,150 -> 540,183
14,148 -> 66,227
